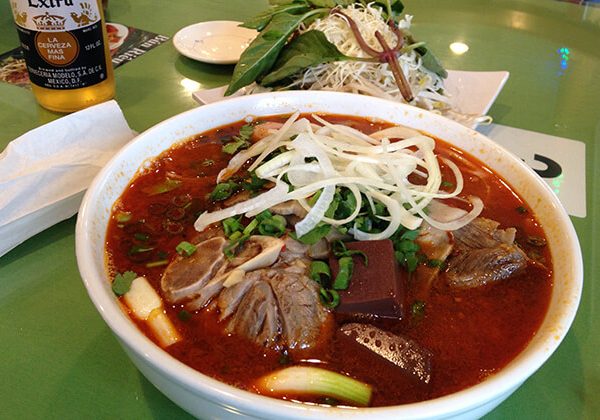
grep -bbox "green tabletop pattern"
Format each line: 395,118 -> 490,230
1,0 -> 599,418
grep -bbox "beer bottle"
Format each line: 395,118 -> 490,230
10,0 -> 115,113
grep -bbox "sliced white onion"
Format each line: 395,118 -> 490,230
295,185 -> 335,237
420,195 -> 484,231
195,113 -> 476,239
194,182 -> 289,231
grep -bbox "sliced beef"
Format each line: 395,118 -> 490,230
186,275 -> 227,311
270,200 -> 308,218
339,323 -> 432,385
446,217 -> 528,288
217,275 -> 257,320
226,281 -> 280,346
160,236 -> 227,303
414,222 -> 453,298
453,218 -> 516,249
171,233 -> 330,351
165,235 -> 284,309
267,268 -> 329,350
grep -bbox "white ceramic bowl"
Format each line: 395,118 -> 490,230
76,91 -> 583,419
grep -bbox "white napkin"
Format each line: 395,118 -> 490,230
0,100 -> 136,257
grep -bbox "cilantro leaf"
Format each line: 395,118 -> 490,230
112,271 -> 137,296
222,124 -> 255,155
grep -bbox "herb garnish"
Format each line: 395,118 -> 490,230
112,271 -> 137,296
226,1 -> 446,97
176,241 -> 197,257
222,124 -> 254,155
142,178 -> 182,196
209,180 -> 238,201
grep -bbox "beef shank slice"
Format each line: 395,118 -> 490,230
161,236 -> 227,303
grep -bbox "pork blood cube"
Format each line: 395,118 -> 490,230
329,240 -> 406,319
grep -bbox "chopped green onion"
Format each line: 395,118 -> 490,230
411,300 -> 426,318
134,232 -> 149,242
177,310 -> 192,321
426,259 -> 444,268
176,241 -> 197,257
201,159 -> 214,167
441,180 -> 454,188
115,211 -> 132,223
243,218 -> 259,235
331,240 -> 368,265
258,215 -> 287,237
516,205 -> 528,214
400,229 -> 420,241
333,256 -> 353,290
256,366 -> 372,407
142,178 -> 182,196
209,181 -> 237,201
112,271 -> 137,296
145,259 -> 169,268
224,232 -> 251,259
241,171 -> 267,192
310,261 -> 331,285
319,288 -> 340,308
255,209 -> 273,222
308,189 -> 322,206
397,240 -> 420,253
128,244 -> 154,255
222,216 -> 244,237
156,250 -> 169,259
229,231 -> 243,242
405,253 -> 420,272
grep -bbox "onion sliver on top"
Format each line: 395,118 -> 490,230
194,114 -> 483,238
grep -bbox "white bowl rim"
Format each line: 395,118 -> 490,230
76,90 -> 583,419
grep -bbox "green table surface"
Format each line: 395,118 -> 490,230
1,0 -> 599,418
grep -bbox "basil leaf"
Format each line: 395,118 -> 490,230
307,0 -> 353,6
262,30 -> 348,86
242,2 -> 311,31
225,9 -> 327,96
374,0 -> 404,21
416,46 -> 448,79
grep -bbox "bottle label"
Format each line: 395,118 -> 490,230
11,0 -> 108,90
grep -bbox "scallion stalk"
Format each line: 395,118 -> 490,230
256,366 -> 372,407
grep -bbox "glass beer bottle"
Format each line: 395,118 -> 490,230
10,0 -> 115,113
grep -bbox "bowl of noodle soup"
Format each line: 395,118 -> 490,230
76,91 -> 582,419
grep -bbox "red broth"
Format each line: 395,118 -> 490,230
105,114 -> 552,407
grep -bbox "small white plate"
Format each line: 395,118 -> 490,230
173,21 -> 257,64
